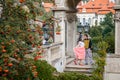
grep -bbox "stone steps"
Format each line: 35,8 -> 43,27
64,57 -> 93,75
64,69 -> 91,73
66,65 -> 92,69
66,57 -> 75,65
64,65 -> 92,75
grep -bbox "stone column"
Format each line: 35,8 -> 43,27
104,1 -> 120,80
52,0 -> 67,72
66,12 -> 77,57
52,0 -> 78,72
53,10 -> 66,43
115,0 -> 120,5
54,0 -> 77,57
53,0 -> 67,43
114,4 -> 120,54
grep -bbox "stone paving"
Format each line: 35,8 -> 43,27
64,56 -> 93,75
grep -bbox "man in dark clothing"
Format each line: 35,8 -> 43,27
83,34 -> 93,65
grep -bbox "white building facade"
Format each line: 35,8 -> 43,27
77,13 -> 99,26
77,0 -> 115,27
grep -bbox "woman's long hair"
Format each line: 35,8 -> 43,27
77,37 -> 82,44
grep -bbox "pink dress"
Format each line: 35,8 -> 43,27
73,42 -> 85,59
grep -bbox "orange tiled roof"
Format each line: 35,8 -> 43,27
77,0 -> 115,14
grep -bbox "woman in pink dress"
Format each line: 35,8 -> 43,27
73,38 -> 85,65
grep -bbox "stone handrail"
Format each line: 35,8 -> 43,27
42,42 -> 63,65
42,42 -> 63,49
25,42 -> 65,72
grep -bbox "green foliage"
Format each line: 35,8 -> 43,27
87,13 -> 114,80
100,12 -> 115,53
89,75 -> 102,80
102,25 -> 112,36
58,72 -> 90,80
100,12 -> 114,28
0,0 -> 54,79
97,41 -> 108,51
57,72 -> 104,80
0,0 -> 112,80
103,31 -> 115,53
92,36 -> 103,44
89,26 -> 102,37
91,36 -> 102,52
0,60 -> 33,80
92,41 -> 108,80
34,60 -> 57,80
92,58 -> 105,80
97,50 -> 106,57
90,12 -> 115,53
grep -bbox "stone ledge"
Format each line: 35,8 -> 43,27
43,42 -> 63,49
114,5 -> 120,10
106,72 -> 120,74
104,73 -> 120,80
52,7 -> 77,13
52,7 -> 68,11
107,54 -> 120,58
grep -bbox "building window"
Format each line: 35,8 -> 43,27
83,18 -> 86,25
100,18 -> 102,22
95,20 -> 98,26
77,18 -> 80,22
88,18 -> 91,25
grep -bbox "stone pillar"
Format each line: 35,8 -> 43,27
54,11 -> 66,43
114,5 -> 120,54
54,0 -> 77,57
52,0 -> 67,72
104,1 -> 120,80
53,0 -> 78,72
115,0 -> 120,5
66,12 -> 77,57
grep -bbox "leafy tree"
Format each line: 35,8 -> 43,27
0,0 -> 54,79
100,12 -> 114,29
100,12 -> 115,53
103,31 -> 115,53
89,26 -> 102,37
100,12 -> 115,36
34,60 -> 57,80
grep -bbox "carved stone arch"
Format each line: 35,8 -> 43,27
65,0 -> 81,23
66,0 -> 81,10
53,0 -> 81,57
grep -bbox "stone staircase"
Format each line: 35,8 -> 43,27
64,56 -> 93,75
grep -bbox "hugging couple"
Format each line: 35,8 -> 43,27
73,34 -> 93,66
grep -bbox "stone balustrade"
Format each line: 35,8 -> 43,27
42,42 -> 63,65
25,42 -> 65,72
42,42 -> 66,72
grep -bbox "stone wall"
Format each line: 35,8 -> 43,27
104,0 -> 120,80
104,55 -> 120,80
